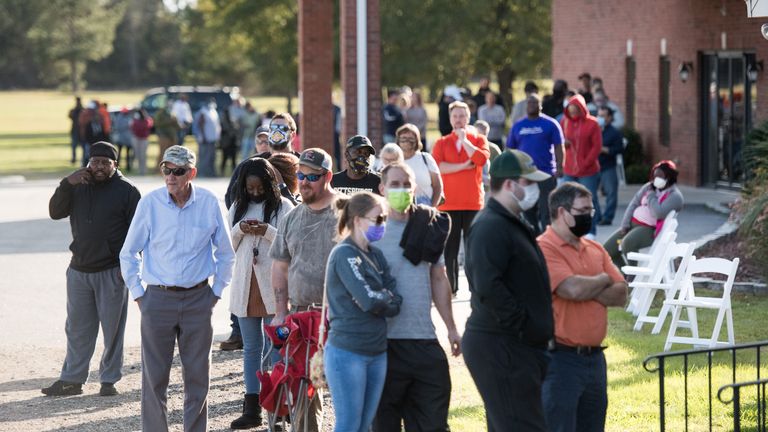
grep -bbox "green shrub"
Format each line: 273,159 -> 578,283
737,120 -> 768,281
621,127 -> 649,184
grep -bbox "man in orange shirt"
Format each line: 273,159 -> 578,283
432,101 -> 489,294
537,182 -> 627,432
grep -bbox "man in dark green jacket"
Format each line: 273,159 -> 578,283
462,150 -> 555,432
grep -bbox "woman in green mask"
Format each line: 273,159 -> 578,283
396,123 -> 443,207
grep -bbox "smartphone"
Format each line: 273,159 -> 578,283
243,219 -> 260,225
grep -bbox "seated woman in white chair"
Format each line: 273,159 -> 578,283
603,160 -> 683,268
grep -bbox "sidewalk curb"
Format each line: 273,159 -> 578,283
0,175 -> 26,185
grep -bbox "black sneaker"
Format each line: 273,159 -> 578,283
99,383 -> 118,396
41,380 -> 82,396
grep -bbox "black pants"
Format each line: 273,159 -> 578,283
523,176 -> 557,235
444,210 -> 477,294
374,339 -> 451,432
462,330 -> 549,432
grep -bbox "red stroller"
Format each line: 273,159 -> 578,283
258,310 -> 326,432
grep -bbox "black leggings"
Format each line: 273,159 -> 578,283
444,210 -> 478,294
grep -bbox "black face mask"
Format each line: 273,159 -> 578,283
250,194 -> 266,204
568,213 -> 592,238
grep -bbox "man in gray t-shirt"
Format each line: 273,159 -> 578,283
373,162 -> 461,432
268,148 -> 336,432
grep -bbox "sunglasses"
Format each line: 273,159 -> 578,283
270,124 -> 292,133
161,166 -> 189,176
297,172 -> 324,182
364,214 -> 387,225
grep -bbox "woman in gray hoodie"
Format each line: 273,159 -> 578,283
324,191 -> 401,432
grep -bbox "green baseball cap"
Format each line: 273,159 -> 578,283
490,149 -> 551,182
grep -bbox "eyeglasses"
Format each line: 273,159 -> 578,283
297,172 -> 323,182
570,206 -> 596,217
397,138 -> 417,145
161,166 -> 189,176
364,214 -> 387,225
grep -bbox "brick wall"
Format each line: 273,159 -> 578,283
552,0 -> 768,185
298,0 -> 334,160
341,0 -> 382,169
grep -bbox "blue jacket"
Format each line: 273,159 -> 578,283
599,124 -> 624,170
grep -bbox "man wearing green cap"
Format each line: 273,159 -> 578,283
462,149 -> 555,431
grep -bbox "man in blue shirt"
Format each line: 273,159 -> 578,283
120,145 -> 235,432
507,94 -> 564,234
597,106 -> 624,225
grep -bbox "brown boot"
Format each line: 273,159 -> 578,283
220,334 -> 243,351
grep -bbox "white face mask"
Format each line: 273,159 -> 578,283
512,181 -> 539,211
653,177 -> 668,189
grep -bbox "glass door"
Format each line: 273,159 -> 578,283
700,52 -> 754,187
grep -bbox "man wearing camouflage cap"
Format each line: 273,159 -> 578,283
120,145 -> 235,432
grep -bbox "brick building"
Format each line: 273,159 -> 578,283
552,0 -> 768,186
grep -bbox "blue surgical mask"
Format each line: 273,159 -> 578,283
364,224 -> 386,242
597,116 -> 606,128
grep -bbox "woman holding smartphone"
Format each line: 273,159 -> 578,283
324,192 -> 402,432
228,157 -> 295,429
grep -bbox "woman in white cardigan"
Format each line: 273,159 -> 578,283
228,158 -> 295,429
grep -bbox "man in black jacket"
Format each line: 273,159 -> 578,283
462,149 -> 554,432
43,142 -> 141,397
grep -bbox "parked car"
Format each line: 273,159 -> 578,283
139,85 -> 241,119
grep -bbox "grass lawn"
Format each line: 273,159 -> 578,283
446,291 -> 768,431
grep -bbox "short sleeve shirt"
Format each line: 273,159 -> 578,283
404,152 -> 439,206
269,202 -> 338,306
331,171 -> 382,196
537,226 -> 624,346
508,115 -> 563,175
376,218 -> 445,339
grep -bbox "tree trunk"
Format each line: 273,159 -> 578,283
496,65 -> 515,114
286,92 -> 293,114
70,57 -> 79,94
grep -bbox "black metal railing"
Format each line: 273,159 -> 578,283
718,378 -> 768,432
643,340 -> 768,431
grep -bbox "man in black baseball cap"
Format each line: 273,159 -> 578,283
331,135 -> 382,196
44,140 -> 141,397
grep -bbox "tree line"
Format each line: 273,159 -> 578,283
0,0 -> 550,104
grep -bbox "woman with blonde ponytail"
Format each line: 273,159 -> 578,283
323,191 -> 402,432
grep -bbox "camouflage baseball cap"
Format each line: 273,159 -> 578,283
161,145 -> 196,167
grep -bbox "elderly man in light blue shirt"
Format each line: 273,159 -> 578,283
120,145 -> 235,432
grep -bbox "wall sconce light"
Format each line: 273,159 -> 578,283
748,60 -> 764,82
678,62 -> 694,83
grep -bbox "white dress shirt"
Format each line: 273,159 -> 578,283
120,184 -> 235,300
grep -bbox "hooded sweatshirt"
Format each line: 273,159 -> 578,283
49,171 -> 141,273
560,94 -> 602,177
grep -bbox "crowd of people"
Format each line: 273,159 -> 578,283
47,75 -> 686,432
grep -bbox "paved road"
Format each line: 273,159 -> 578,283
0,177 -> 734,350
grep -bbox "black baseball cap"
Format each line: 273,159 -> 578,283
255,126 -> 269,136
490,150 -> 550,182
299,148 -> 333,171
346,135 -> 376,155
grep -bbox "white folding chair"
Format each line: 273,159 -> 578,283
663,257 -> 739,351
630,242 -> 695,333
623,231 -> 677,315
625,210 -> 678,267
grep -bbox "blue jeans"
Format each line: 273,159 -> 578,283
325,342 -> 387,432
599,166 -> 619,223
542,350 -> 608,432
563,174 -> 601,235
238,315 -> 278,394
